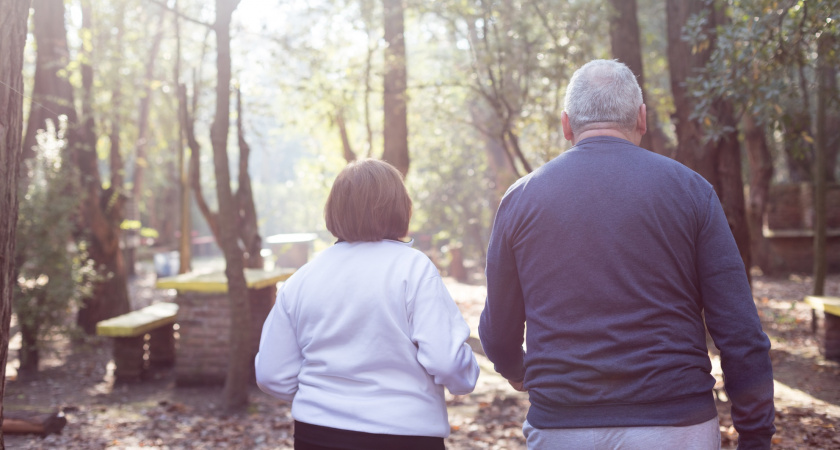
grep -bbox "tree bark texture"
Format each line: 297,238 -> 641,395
211,0 -> 250,411
666,0 -> 751,278
744,115 -> 773,271
75,0 -> 131,334
382,0 -> 410,177
1,0 -> 31,445
608,0 -> 667,155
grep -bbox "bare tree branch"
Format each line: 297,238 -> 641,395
149,0 -> 214,29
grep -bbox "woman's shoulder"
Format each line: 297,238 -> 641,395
383,239 -> 435,260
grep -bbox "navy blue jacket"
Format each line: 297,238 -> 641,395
479,136 -> 775,449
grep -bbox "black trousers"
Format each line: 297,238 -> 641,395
294,420 -> 446,450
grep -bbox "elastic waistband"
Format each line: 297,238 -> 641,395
526,392 -> 717,429
294,421 -> 445,450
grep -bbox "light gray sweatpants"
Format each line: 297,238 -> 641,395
522,417 -> 721,450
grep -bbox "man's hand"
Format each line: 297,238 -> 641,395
508,379 -> 526,392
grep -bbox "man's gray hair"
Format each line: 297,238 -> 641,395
564,59 -> 643,135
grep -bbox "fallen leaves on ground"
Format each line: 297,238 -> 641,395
4,272 -> 839,449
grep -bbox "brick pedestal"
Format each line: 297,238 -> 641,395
174,285 -> 276,386
149,324 -> 176,368
813,310 -> 840,362
113,335 -> 147,382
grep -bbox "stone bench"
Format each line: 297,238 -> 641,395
804,295 -> 840,361
95,302 -> 178,382
155,267 -> 293,386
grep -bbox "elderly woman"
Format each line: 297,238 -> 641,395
256,159 -> 479,450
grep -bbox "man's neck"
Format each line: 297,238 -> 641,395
573,128 -> 638,146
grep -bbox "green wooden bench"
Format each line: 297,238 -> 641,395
96,302 -> 178,382
804,296 -> 840,361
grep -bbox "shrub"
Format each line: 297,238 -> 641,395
14,118 -> 97,376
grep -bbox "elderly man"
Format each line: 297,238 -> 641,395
479,59 -> 775,449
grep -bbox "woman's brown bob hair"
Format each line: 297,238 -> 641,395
325,159 -> 412,242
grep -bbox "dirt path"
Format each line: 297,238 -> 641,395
4,268 -> 840,449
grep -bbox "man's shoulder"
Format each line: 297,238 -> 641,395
582,138 -> 713,190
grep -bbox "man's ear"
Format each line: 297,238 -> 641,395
637,104 -> 647,136
561,111 -> 574,142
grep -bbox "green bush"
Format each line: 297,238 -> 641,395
14,118 -> 97,376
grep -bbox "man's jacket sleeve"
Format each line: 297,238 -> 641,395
479,194 -> 527,383
697,191 -> 775,449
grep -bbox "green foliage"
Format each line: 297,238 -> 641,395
420,0 -> 610,165
406,123 -> 496,265
120,219 -> 142,230
15,118 -> 97,354
139,227 -> 159,238
686,0 -> 840,147
232,0 -> 616,264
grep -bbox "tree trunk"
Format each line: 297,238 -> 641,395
608,0 -> 666,155
744,115 -> 773,271
1,0 -> 31,445
235,88 -> 263,269
211,0 -> 249,411
3,410 -> 67,436
75,0 -> 130,334
667,0 -> 751,279
20,0 -> 77,176
180,83 -> 220,243
784,108 -> 814,183
109,6 -> 128,276
174,10 -> 192,274
130,15 -> 165,209
710,7 -> 751,279
469,102 -> 518,202
666,0 -> 711,175
813,33 -> 830,296
824,37 -> 839,183
382,0 -> 410,177
714,100 -> 751,278
125,14 -> 166,276
336,109 -> 357,163
18,310 -> 39,376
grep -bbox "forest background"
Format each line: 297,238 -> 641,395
0,0 -> 839,434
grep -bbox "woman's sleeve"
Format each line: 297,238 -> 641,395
409,275 -> 480,395
254,289 -> 303,401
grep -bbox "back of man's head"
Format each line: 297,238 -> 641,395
564,59 -> 643,136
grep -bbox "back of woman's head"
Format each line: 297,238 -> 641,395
325,159 -> 412,242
